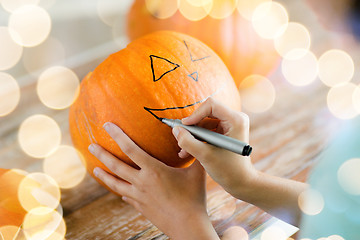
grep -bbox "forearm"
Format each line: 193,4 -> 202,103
233,170 -> 308,226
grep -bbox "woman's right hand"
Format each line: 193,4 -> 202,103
172,97 -> 257,199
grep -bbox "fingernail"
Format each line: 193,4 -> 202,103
172,127 -> 180,138
103,122 -> 111,132
182,117 -> 189,122
122,196 -> 127,202
88,144 -> 95,154
93,167 -> 100,177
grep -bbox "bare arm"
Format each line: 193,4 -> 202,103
173,97 -> 308,226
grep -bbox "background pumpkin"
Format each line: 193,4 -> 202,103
69,31 -> 241,190
126,0 -> 280,89
0,169 -> 27,228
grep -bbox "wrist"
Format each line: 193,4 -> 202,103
227,164 -> 260,200
169,210 -> 219,240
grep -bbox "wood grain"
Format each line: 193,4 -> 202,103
0,64 -> 338,239
61,79 -> 336,239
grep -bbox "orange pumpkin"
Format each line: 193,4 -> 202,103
69,31 -> 241,188
0,169 -> 27,228
126,0 -> 280,88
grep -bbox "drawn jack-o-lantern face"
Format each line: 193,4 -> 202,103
69,31 -> 241,187
144,40 -> 220,121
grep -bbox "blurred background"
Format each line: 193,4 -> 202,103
0,0 -> 359,239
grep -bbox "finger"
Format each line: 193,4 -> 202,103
103,122 -> 159,168
182,97 -> 237,125
178,148 -> 190,158
94,167 -> 135,198
89,143 -> 137,183
173,127 -> 214,163
196,118 -> 220,130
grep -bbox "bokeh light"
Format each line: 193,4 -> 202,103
22,207 -> 66,240
298,188 -> 324,215
186,0 -> 212,7
237,0 -> 271,21
8,5 -> 51,47
179,0 -> 212,21
0,72 -> 20,117
352,84 -> 360,114
239,74 -> 276,113
43,145 -> 87,189
0,27 -> 23,71
97,0 -> 133,26
22,37 -> 65,76
337,158 -> 360,195
37,66 -> 80,110
318,49 -> 354,87
281,49 -> 318,86
326,82 -> 358,120
18,172 -> 61,212
1,0 -> 39,12
0,225 -> 24,240
39,0 -> 56,9
252,1 -> 288,39
274,22 -> 311,59
260,226 -> 287,240
18,114 -> 61,158
208,0 -> 237,19
112,16 -> 130,48
222,226 -> 249,240
145,0 -> 178,19
328,235 -> 345,240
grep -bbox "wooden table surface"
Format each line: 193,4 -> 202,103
0,71 -> 339,239
1,0 -> 358,239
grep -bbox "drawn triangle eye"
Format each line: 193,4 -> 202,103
150,55 -> 180,82
188,71 -> 198,82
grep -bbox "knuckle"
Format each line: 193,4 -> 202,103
233,112 -> 249,128
120,142 -> 135,156
95,148 -> 106,160
113,184 -> 124,195
177,132 -> 188,148
206,96 -> 215,105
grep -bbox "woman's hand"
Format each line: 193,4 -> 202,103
88,122 -> 219,240
172,97 -> 257,198
172,97 -> 308,226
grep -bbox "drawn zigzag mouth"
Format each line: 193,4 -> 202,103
144,84 -> 225,121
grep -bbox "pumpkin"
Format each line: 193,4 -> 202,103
0,169 -> 27,228
126,0 -> 280,88
69,31 -> 241,189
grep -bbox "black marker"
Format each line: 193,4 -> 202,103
161,118 -> 252,157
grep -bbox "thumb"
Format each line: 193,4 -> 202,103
172,127 -> 211,162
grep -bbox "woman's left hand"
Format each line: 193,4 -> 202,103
88,122 -> 219,240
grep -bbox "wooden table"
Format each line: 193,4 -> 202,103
1,69 -> 339,239
0,0 -> 354,239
